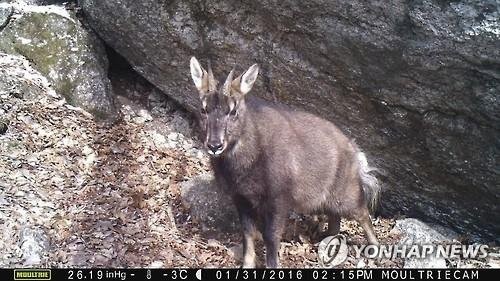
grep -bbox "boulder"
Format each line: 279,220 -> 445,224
80,0 -> 499,241
180,173 -> 239,233
392,218 -> 458,268
0,0 -> 115,117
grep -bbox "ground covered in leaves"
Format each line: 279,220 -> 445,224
0,52 -> 497,269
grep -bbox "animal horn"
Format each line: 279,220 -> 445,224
207,60 -> 216,92
223,69 -> 234,96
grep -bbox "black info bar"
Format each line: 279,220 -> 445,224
1,268 -> 495,281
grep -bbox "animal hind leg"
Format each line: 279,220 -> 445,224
356,207 -> 379,245
327,213 -> 341,236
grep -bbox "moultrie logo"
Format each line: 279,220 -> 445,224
318,234 -> 349,267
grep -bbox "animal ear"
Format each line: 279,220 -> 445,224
237,64 -> 259,95
190,57 -> 208,92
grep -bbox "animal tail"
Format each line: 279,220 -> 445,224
356,151 -> 381,213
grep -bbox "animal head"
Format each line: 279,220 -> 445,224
189,57 -> 259,157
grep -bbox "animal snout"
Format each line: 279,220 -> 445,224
207,142 -> 223,154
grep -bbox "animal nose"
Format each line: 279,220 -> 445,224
207,142 -> 223,153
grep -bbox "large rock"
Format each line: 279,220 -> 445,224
80,0 -> 499,241
392,218 -> 458,268
0,0 -> 115,117
180,173 -> 239,233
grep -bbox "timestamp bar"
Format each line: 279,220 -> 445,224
0,268 -> 496,281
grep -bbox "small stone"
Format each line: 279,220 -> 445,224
356,259 -> 366,268
138,109 -> 153,121
111,144 -> 124,154
14,190 -> 26,197
150,131 -> 167,147
149,261 -> 164,268
10,90 -> 23,99
167,132 -> 178,141
487,258 -> 500,268
207,239 -> 220,248
19,227 -> 49,266
0,120 -> 8,135
229,245 -> 243,261
196,151 -> 205,159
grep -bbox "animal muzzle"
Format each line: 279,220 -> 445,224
207,141 -> 224,154
206,135 -> 226,156
205,119 -> 227,156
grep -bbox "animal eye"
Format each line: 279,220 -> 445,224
200,107 -> 207,115
229,108 -> 237,117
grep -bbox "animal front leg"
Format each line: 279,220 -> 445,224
262,208 -> 286,268
241,220 -> 257,268
235,197 -> 258,268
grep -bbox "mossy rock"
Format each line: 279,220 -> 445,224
0,3 -> 115,117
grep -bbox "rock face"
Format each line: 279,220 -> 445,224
0,1 -> 115,117
80,0 -> 499,241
